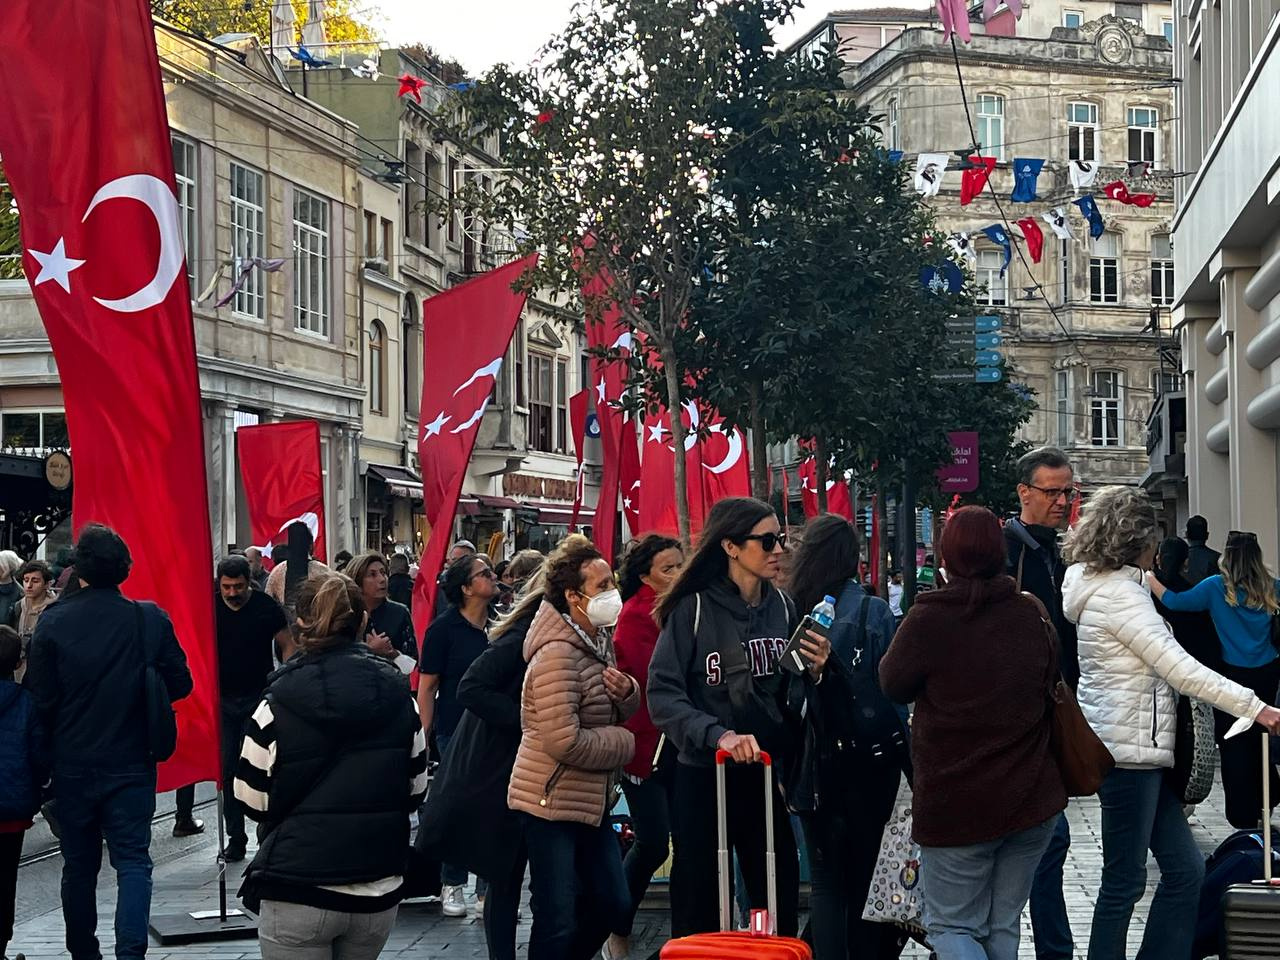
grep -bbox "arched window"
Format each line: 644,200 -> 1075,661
369,319 -> 386,415
403,295 -> 420,418
887,97 -> 899,150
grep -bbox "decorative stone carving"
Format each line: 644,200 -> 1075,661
1079,15 -> 1143,65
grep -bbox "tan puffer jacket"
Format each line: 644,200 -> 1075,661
508,601 -> 638,826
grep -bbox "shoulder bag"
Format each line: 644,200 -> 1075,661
136,602 -> 178,762
1023,592 -> 1114,796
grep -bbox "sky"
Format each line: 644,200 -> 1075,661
371,0 -> 849,73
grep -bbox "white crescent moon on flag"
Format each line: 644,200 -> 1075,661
609,331 -> 633,352
682,401 -> 701,452
702,425 -> 743,474
83,174 -> 186,313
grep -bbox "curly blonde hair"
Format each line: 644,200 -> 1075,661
1061,485 -> 1158,571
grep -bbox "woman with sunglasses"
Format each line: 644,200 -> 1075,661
648,497 -> 829,939
1148,528 -> 1280,828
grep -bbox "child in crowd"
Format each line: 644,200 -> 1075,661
0,624 -> 47,960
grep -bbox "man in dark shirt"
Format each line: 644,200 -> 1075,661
1184,515 -> 1222,586
213,555 -> 288,861
387,552 -> 414,610
417,551 -> 497,917
347,552 -> 417,666
24,524 -> 192,960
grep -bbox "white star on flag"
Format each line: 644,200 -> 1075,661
596,378 -> 608,403
29,238 -> 85,293
422,411 -> 450,439
647,421 -> 669,444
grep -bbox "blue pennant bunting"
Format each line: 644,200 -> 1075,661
1010,158 -> 1045,203
1073,194 -> 1105,239
920,261 -> 964,294
981,224 -> 1012,276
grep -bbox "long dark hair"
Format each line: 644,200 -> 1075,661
789,514 -> 859,618
655,497 -> 776,626
619,533 -> 681,602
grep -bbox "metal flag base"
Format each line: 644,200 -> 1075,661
148,788 -> 259,945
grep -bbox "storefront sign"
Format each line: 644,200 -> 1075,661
936,431 -> 979,494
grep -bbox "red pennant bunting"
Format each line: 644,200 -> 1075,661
960,156 -> 997,205
1015,217 -> 1045,264
1102,180 -> 1157,207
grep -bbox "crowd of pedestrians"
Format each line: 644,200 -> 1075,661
6,443 -> 1280,960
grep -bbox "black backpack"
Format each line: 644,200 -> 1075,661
136,602 -> 177,762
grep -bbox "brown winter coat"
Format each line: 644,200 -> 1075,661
507,601 -> 639,826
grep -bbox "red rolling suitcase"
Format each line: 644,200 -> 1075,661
659,750 -> 812,960
1222,730 -> 1280,958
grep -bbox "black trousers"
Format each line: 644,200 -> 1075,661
1215,659 -> 1280,829
669,761 -> 799,939
0,829 -> 22,950
482,844 -> 527,960
617,768 -> 675,937
800,765 -> 906,960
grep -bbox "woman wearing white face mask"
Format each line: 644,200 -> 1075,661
507,536 -> 639,960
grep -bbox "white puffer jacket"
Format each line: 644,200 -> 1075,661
1062,563 -> 1265,768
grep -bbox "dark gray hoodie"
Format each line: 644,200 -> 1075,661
647,578 -> 797,766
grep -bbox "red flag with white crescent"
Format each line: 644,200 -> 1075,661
411,255 -> 537,639
237,421 -> 327,565
568,388 -> 589,532
0,0 -> 219,790
619,418 -> 642,536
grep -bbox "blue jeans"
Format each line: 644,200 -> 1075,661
920,817 -> 1057,960
434,733 -> 469,889
1087,768 -> 1205,960
1030,811 -> 1073,959
55,765 -> 157,959
521,813 -> 630,960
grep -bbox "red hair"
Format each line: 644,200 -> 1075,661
939,506 -> 1007,581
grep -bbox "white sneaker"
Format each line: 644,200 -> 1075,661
441,884 -> 468,918
475,895 -> 485,918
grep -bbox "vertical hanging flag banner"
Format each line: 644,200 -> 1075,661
1015,217 -> 1045,264
0,0 -> 218,791
237,421 -> 327,564
568,388 -> 589,533
411,255 -> 538,638
1069,160 -> 1098,193
619,419 -> 643,536
1009,158 -> 1044,203
913,153 -> 949,198
1042,207 -> 1074,241
798,457 -> 853,520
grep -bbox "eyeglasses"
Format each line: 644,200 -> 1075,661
468,568 -> 497,583
742,531 -> 787,552
1026,484 -> 1078,502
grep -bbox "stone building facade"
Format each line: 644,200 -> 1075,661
817,9 -> 1177,492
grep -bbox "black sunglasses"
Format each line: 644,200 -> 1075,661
468,567 -> 497,583
741,531 -> 787,552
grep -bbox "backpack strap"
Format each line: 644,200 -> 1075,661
852,594 -> 871,669
1016,546 -> 1025,593
694,593 -> 702,637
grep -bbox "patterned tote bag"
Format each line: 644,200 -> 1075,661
862,779 -> 926,936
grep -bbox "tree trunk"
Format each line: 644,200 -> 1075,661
815,434 -> 829,513
877,486 -> 890,600
749,376 -> 768,500
660,340 -> 693,548
901,471 -> 918,608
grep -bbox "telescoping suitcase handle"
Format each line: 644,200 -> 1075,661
1264,731 -> 1273,884
714,749 -> 778,936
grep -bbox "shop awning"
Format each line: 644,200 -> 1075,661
367,463 -> 423,500
519,500 -> 578,524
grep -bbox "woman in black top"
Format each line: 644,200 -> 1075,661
648,497 -> 828,938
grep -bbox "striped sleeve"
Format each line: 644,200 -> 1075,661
408,698 -> 429,808
233,698 -> 277,820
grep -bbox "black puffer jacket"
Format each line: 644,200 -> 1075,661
239,642 -> 422,908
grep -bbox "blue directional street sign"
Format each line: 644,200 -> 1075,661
975,315 -> 1002,332
975,350 -> 1003,366
974,333 -> 1002,349
975,367 -> 1004,383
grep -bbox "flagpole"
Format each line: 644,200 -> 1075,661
216,788 -> 228,923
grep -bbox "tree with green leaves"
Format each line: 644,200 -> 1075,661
151,0 -> 374,44
0,165 -> 18,281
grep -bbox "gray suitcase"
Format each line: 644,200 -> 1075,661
1222,730 -> 1280,958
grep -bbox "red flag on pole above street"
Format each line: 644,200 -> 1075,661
638,402 -> 749,538
798,457 -> 854,520
582,269 -> 632,567
411,255 -> 537,640
237,421 -> 328,565
0,0 -> 219,790
568,388 -> 589,533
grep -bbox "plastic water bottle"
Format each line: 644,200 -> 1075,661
812,595 -> 837,629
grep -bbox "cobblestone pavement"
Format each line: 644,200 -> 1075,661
10,778 -> 1258,959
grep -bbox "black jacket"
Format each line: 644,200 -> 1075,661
0,680 -> 48,820
0,581 -> 20,630
1154,570 -> 1223,670
238,642 -> 423,910
1186,541 -> 1222,587
366,598 -> 417,660
1004,519 -> 1079,689
24,588 -> 192,772
417,612 -> 532,881
388,573 -> 414,611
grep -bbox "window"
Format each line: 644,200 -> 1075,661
293,188 -> 331,337
404,141 -> 425,245
403,295 -> 420,418
556,359 -> 568,454
1127,106 -> 1159,165
529,353 -> 554,453
1162,19 -> 1174,45
887,98 -> 899,150
364,211 -> 379,259
1059,239 -> 1071,306
1089,233 -> 1119,304
424,154 -> 439,249
976,249 -> 1008,306
1151,235 -> 1174,306
1067,101 -> 1098,162
0,410 -> 67,453
1063,10 -> 1083,28
229,162 -> 266,319
171,136 -> 197,287
369,320 -> 386,414
1055,370 -> 1072,447
1151,367 -> 1184,397
447,155 -> 459,244
1090,370 -> 1123,447
382,218 -> 394,268
976,94 -> 1005,161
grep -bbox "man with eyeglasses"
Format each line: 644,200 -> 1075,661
1004,445 -> 1078,960
417,551 -> 499,919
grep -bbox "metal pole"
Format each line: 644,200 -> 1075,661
216,787 -> 228,922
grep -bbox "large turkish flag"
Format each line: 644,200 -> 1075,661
582,273 -> 632,566
0,0 -> 219,789
798,457 -> 854,521
237,421 -> 327,565
411,256 -> 537,639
